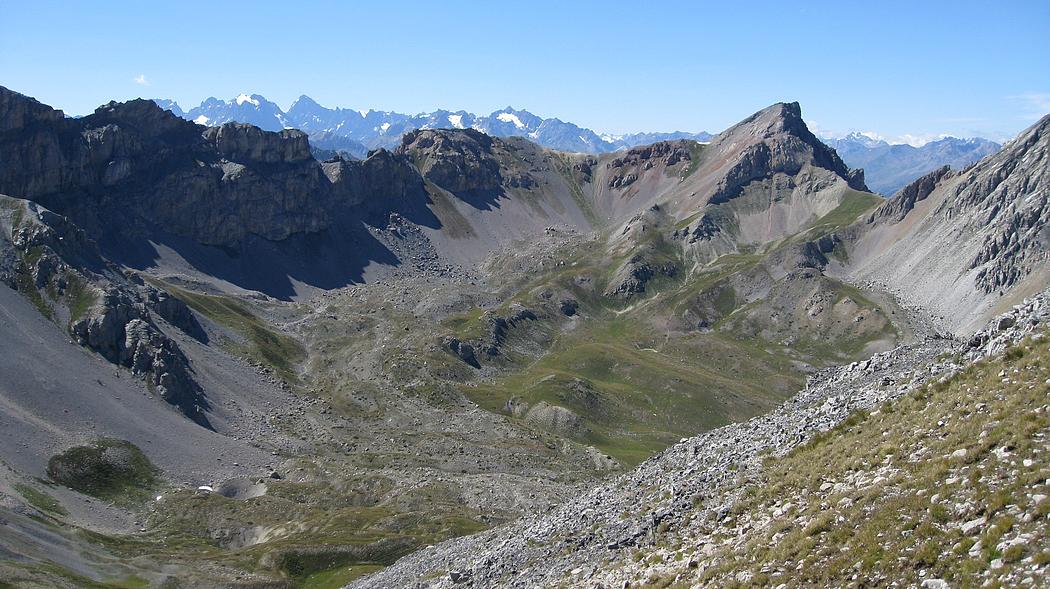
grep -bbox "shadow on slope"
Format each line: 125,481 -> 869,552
107,217 -> 404,300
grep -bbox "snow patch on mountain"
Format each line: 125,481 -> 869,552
496,112 -> 526,129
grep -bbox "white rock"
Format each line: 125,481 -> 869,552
960,516 -> 986,535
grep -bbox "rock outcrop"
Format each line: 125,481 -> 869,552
523,402 -> 589,439
483,305 -> 538,357
874,164 -> 953,222
443,305 -> 540,368
71,290 -> 208,425
706,102 -> 868,205
606,141 -> 694,189
1,195 -> 210,425
0,87 -> 338,247
203,123 -> 312,164
605,253 -> 679,299
0,87 -> 64,131
321,149 -> 427,221
445,337 -> 480,368
399,129 -> 503,193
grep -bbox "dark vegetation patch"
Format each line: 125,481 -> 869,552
47,438 -> 159,503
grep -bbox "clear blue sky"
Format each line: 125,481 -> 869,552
2,0 -> 1047,143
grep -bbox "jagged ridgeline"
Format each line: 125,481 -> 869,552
157,92 -> 715,157
156,93 -> 1000,198
0,83 -> 1047,587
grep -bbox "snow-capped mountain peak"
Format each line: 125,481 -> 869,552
153,94 -> 714,158
842,131 -> 889,148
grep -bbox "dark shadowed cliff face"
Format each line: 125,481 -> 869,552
0,86 -> 449,298
0,88 -> 340,247
0,87 -> 64,131
321,148 -> 428,222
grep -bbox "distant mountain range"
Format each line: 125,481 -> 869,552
151,94 -> 1002,196
151,94 -> 714,157
823,132 -> 1001,195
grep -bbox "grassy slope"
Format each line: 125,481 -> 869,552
0,188 -> 900,586
453,189 -> 895,465
2,475 -> 490,588
465,313 -> 800,465
632,334 -> 1050,588
803,189 -> 883,238
157,283 -> 306,383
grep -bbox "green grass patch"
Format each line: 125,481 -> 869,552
683,141 -> 707,179
14,247 -> 54,320
440,306 -> 489,340
299,564 -> 384,589
159,283 -> 306,381
803,189 -> 883,238
14,483 -> 67,516
65,273 -> 98,322
464,314 -> 799,465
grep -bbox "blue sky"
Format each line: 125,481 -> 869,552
1,0 -> 1047,143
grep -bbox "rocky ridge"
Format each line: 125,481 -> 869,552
0,196 -> 210,424
162,94 -> 1003,199
705,102 -> 867,205
841,114 -> 1050,333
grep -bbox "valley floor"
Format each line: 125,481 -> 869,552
351,293 -> 1050,588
